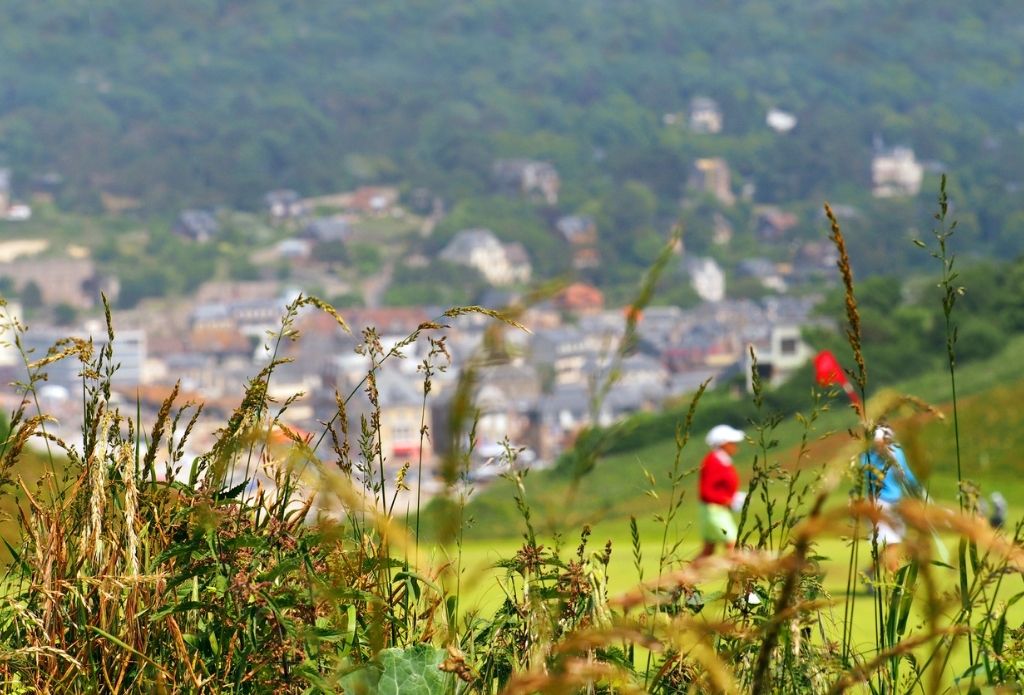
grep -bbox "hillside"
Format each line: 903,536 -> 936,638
1,1 -> 1024,283
454,333 -> 1024,540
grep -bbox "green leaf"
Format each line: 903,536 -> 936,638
894,562 -> 918,638
2,537 -> 29,576
149,600 -> 210,620
342,604 -> 357,650
377,646 -> 452,695
213,480 -> 250,501
339,646 -> 452,695
993,611 -> 1008,655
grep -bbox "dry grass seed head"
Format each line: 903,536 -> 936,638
83,407 -> 115,568
118,441 -> 140,576
824,203 -> 865,394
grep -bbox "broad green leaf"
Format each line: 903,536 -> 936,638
338,646 -> 451,695
377,646 -> 451,695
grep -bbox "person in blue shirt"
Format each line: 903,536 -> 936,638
860,425 -> 921,572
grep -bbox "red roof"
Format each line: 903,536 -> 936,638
556,283 -> 604,312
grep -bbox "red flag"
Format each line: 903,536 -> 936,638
814,350 -> 846,387
814,350 -> 861,406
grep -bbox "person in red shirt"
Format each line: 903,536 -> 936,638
697,424 -> 746,559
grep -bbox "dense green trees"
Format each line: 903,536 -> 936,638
1,1 -> 1023,303
110,229 -> 219,308
383,261 -> 485,307
0,2 -> 1020,213
805,255 -> 1024,391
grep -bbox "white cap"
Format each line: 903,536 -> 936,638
706,424 -> 745,448
874,426 -> 894,443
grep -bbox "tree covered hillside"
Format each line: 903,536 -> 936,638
2,1 -> 1024,286
0,1 -> 1021,202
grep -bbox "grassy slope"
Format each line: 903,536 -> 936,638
460,334 -> 1024,542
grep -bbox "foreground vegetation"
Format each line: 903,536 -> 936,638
0,190 -> 1022,693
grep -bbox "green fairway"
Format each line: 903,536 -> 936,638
445,521 -> 1021,686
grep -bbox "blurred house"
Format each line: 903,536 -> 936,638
737,258 -> 788,293
439,228 -> 532,286
872,147 -> 923,197
346,306 -> 432,338
793,241 -> 840,280
502,242 -> 532,284
556,215 -> 601,269
5,203 -> 31,221
190,294 -> 291,340
755,206 -> 800,242
531,323 -> 622,388
303,187 -> 401,217
554,282 -> 604,315
300,216 -> 353,244
187,325 -> 252,360
766,108 -> 797,133
173,209 -> 221,242
712,212 -> 734,246
689,96 -> 723,134
275,238 -> 312,260
265,360 -> 322,424
556,215 -> 597,246
264,189 -> 308,220
684,256 -> 725,302
194,280 -> 281,303
0,170 -> 32,221
344,186 -> 400,216
744,324 -> 813,391
19,324 -> 146,387
492,159 -> 560,205
0,300 -> 22,367
688,158 -> 735,206
343,369 -> 432,465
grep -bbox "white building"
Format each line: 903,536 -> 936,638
685,256 -> 726,302
766,108 -> 797,133
872,147 -> 924,197
5,204 -> 32,221
0,300 -> 22,367
492,160 -> 560,205
689,97 -> 723,134
439,228 -> 532,286
744,324 -> 813,391
20,324 -> 147,387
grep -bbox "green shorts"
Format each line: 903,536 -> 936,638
700,503 -> 738,544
